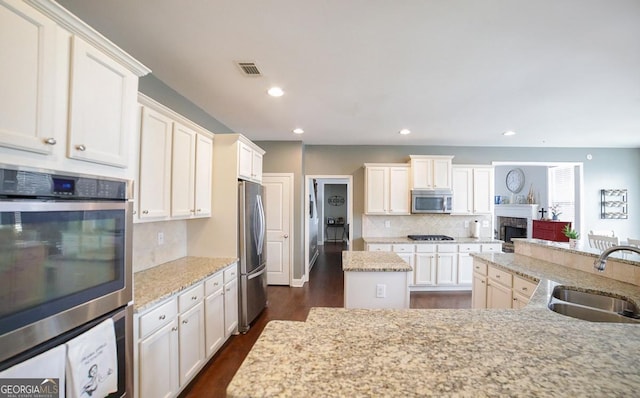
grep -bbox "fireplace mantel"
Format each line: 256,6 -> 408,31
495,204 -> 540,238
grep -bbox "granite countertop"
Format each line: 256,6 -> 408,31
227,252 -> 640,397
133,256 -> 237,312
364,236 -> 502,245
342,251 -> 412,272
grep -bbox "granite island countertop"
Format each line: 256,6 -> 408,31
227,251 -> 640,397
133,256 -> 237,312
363,236 -> 502,245
342,251 -> 412,272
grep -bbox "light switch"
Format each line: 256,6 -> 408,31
384,220 -> 391,228
157,232 -> 164,245
376,284 -> 386,298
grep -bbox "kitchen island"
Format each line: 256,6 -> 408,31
227,242 -> 640,397
342,251 -> 412,309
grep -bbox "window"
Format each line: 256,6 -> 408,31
548,166 -> 575,223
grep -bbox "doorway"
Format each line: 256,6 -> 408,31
304,175 -> 353,284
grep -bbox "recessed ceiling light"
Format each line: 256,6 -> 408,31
267,87 -> 284,97
293,128 -> 304,134
399,129 -> 411,135
503,130 -> 516,136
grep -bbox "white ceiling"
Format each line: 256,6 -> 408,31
58,0 -> 640,148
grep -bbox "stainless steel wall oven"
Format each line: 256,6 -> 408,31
0,165 -> 133,397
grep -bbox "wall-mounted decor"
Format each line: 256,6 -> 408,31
600,189 -> 627,219
328,195 -> 345,206
506,168 -> 525,193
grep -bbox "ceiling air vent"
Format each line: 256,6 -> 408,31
236,61 -> 262,76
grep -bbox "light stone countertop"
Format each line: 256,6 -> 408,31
363,236 -> 502,245
342,251 -> 412,272
133,256 -> 237,312
227,252 -> 640,397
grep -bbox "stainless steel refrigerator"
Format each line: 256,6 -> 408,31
238,180 -> 268,333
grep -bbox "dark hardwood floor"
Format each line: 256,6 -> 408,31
180,243 -> 470,398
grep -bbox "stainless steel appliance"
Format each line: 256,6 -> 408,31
411,189 -> 453,213
0,165 -> 133,397
407,234 -> 454,241
238,180 -> 267,333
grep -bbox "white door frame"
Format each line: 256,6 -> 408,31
304,175 -> 353,283
492,161 -> 584,239
263,173 -> 295,286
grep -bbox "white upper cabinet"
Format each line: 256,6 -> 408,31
238,140 -> 264,183
452,165 -> 494,215
364,164 -> 410,215
0,0 -> 58,154
0,0 -> 150,178
138,94 -> 214,222
410,155 -> 453,190
138,105 -> 172,220
67,35 -> 137,168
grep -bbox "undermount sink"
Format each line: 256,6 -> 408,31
548,286 -> 640,324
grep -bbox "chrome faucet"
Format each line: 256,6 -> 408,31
594,245 -> 640,271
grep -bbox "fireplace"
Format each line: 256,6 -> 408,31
494,204 -> 539,252
498,216 -> 528,252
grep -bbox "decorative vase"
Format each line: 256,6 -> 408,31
569,238 -> 578,249
552,214 -> 558,221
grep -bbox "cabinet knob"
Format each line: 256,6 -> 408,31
159,314 -> 166,320
142,210 -> 149,214
226,287 -> 231,292
214,282 -> 219,286
133,210 -> 137,215
76,144 -> 86,151
284,234 -> 289,238
182,319 -> 188,324
197,208 -> 202,212
44,137 -> 57,145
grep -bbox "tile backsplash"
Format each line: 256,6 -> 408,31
363,214 -> 494,239
133,220 -> 187,272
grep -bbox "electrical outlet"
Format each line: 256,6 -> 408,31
157,232 -> 164,245
464,220 -> 469,228
376,284 -> 386,298
384,220 -> 391,228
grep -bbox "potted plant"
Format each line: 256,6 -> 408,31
549,204 -> 562,220
562,224 -> 580,249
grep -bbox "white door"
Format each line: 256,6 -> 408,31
263,174 -> 293,285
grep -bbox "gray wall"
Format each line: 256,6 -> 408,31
305,146 -> 640,251
255,141 -> 305,280
495,165 -> 549,206
139,74 -> 233,134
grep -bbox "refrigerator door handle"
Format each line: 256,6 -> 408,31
247,264 -> 267,280
256,194 -> 266,256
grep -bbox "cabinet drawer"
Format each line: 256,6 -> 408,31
481,244 -> 502,253
415,244 -> 436,253
224,264 -> 238,283
178,283 -> 204,313
472,261 -> 487,276
513,275 -> 538,299
392,244 -> 415,253
458,244 -> 481,253
488,266 -> 512,288
437,244 -> 458,253
205,272 -> 224,296
139,298 -> 177,338
367,244 -> 392,251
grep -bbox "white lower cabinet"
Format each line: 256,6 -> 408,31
178,301 -> 205,386
135,262 -> 238,398
472,259 -> 538,310
435,245 -> 458,286
414,245 -> 436,286
223,266 -> 239,337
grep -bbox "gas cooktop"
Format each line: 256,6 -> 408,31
407,234 -> 454,241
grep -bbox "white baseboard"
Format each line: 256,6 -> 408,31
409,285 -> 472,292
291,278 -> 306,288
309,250 -> 319,271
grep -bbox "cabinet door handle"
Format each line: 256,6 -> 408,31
226,287 -> 231,292
159,314 -> 166,320
44,137 -> 57,145
75,144 -> 86,151
192,296 -> 198,300
182,319 -> 188,324
495,275 -> 500,278
171,327 -> 178,332
133,210 -> 137,215
214,282 -> 219,286
197,209 -> 202,212
522,287 -> 528,291
142,210 -> 149,214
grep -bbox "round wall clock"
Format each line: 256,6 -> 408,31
506,168 -> 525,193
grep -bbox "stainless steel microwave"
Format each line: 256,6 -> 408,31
411,189 -> 453,213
